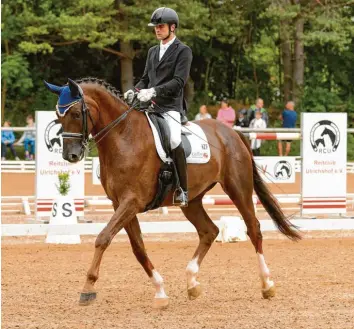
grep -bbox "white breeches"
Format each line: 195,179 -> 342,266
162,111 -> 181,150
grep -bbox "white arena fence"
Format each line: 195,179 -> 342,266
2,193 -> 354,216
2,159 -> 354,174
2,126 -> 354,239
3,218 -> 354,238
1,158 -> 354,216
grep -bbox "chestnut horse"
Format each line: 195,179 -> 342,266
45,78 -> 300,309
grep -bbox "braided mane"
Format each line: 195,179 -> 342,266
76,77 -> 123,101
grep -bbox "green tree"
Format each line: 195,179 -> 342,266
1,0 -> 120,121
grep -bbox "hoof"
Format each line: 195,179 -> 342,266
152,297 -> 169,309
79,292 -> 97,306
262,285 -> 276,299
188,284 -> 202,300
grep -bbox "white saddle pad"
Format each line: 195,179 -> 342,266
145,113 -> 211,164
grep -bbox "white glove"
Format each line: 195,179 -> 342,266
124,89 -> 135,104
137,88 -> 156,102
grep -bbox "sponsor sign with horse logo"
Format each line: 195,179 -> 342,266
96,164 -> 100,180
274,160 -> 292,180
44,119 -> 63,153
36,111 -> 85,219
255,157 -> 296,184
92,157 -> 101,185
301,113 -> 347,215
310,120 -> 340,153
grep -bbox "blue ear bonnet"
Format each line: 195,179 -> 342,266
44,81 -> 82,117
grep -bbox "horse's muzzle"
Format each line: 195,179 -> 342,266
62,142 -> 83,163
65,153 -> 81,163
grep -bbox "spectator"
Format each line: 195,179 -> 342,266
17,115 -> 36,160
278,101 -> 297,156
235,109 -> 249,128
247,98 -> 269,126
195,105 -> 212,121
216,98 -> 236,128
1,121 -> 20,161
249,110 -> 266,156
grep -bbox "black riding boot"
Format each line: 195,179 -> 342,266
172,143 -> 188,207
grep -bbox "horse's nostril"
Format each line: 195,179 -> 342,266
68,154 -> 79,162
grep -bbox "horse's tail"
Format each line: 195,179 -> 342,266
235,131 -> 302,241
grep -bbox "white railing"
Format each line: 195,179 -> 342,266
3,127 -> 354,133
2,159 -> 354,173
1,127 -> 36,132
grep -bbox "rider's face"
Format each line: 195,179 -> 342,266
154,24 -> 171,40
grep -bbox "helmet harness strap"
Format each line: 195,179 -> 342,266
163,24 -> 174,41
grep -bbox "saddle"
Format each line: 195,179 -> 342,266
144,111 -> 187,211
143,109 -> 211,212
148,112 -> 192,159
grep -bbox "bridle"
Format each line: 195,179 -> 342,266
61,86 -> 137,158
60,86 -> 95,159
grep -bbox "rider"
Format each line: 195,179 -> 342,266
124,7 -> 192,207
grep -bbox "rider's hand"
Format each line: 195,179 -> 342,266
137,88 -> 156,102
124,89 -> 135,104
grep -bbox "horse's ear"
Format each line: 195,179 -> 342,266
43,80 -> 63,95
68,78 -> 81,98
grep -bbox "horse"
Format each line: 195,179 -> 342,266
44,77 -> 301,309
321,127 -> 336,147
315,137 -> 326,148
275,165 -> 290,178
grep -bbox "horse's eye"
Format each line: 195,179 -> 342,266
72,112 -> 80,120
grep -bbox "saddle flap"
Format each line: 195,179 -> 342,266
147,113 -> 171,157
146,112 -> 211,164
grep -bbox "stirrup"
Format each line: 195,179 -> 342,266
173,187 -> 188,207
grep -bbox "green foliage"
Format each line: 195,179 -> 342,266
56,172 -> 70,196
304,5 -> 354,52
348,134 -> 354,161
1,0 -> 353,160
1,53 -> 33,94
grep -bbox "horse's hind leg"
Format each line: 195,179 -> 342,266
125,216 -> 169,309
181,198 -> 219,300
223,176 -> 275,299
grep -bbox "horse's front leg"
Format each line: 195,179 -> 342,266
79,198 -> 139,306
125,216 -> 169,309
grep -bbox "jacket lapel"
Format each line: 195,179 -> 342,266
156,38 -> 180,69
153,45 -> 160,68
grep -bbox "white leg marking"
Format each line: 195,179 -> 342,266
186,257 -> 200,289
151,270 -> 168,299
257,253 -> 274,290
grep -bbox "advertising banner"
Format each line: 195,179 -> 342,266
92,157 -> 101,185
255,157 -> 296,184
301,113 -> 347,214
35,111 -> 84,218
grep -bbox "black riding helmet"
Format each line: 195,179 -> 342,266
148,7 -> 179,28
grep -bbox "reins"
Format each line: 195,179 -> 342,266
83,98 -> 140,153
